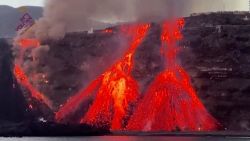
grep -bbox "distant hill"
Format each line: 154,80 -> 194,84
0,5 -> 43,38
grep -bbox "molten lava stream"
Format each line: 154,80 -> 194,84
14,65 -> 53,109
55,76 -> 104,122
82,24 -> 150,130
56,24 -> 150,130
14,38 -> 53,110
126,19 -> 220,131
18,38 -> 40,48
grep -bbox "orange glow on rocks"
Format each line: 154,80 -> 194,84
14,38 -> 53,109
102,29 -> 113,34
14,19 -> 220,132
126,19 -> 220,131
55,76 -> 104,122
18,38 -> 40,48
82,24 -> 150,130
14,65 -> 53,109
56,24 -> 150,130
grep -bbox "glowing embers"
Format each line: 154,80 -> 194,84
126,19 -> 220,131
14,38 -> 53,110
102,29 -> 113,34
14,65 -> 53,109
18,38 -> 40,48
127,67 -> 220,131
81,66 -> 138,130
56,24 -> 150,130
55,76 -> 104,122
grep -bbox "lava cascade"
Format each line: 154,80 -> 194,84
126,19 -> 220,131
55,76 -> 104,121
56,24 -> 150,130
14,38 -> 53,110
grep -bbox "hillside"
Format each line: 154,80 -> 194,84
1,12 -> 250,133
40,12 -> 250,130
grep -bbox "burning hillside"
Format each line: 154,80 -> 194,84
13,16 -> 221,132
1,12 -> 250,135
12,18 -> 215,132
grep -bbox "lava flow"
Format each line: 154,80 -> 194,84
56,24 -> 150,130
126,19 -> 220,131
18,38 -> 40,48
14,38 -> 53,110
14,65 -> 53,109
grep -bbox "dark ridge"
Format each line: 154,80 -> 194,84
0,38 -> 30,122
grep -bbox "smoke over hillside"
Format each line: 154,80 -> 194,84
19,0 -> 247,40
12,0 -> 249,109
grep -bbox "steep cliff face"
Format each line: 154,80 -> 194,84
180,12 -> 250,130
0,39 -> 109,136
0,39 -> 29,122
41,12 -> 250,130
0,38 -> 55,124
2,12 -> 250,131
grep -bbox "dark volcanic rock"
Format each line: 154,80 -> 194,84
180,12 -> 250,130
2,12 -> 250,134
0,38 -> 29,122
39,12 -> 250,131
0,39 -> 56,134
39,29 -> 128,108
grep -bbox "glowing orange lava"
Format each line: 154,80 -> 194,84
55,76 -> 104,122
102,29 -> 113,34
18,38 -> 40,48
126,19 -> 220,131
56,24 -> 150,130
82,24 -> 150,130
14,38 -> 53,110
14,65 -> 53,109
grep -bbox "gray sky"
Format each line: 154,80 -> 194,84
0,0 -> 44,7
0,0 -> 248,11
192,0 -> 248,12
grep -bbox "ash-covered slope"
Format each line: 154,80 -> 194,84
0,38 -> 110,136
180,12 -> 250,130
1,11 -> 248,133
134,12 -> 250,131
37,29 -> 128,108
39,12 -> 250,130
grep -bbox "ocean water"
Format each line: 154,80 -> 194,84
0,136 -> 249,141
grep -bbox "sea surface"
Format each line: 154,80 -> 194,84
0,136 -> 250,141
